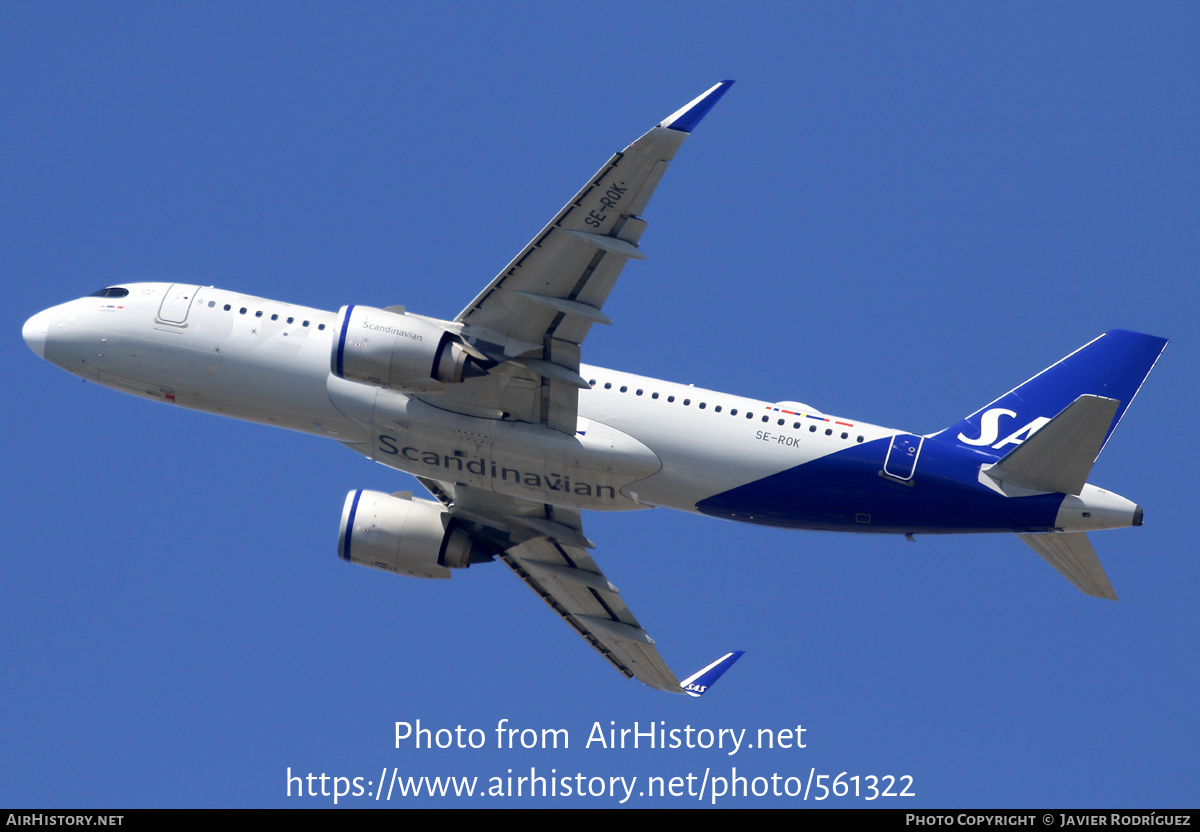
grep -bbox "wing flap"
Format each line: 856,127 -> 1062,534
428,82 -> 733,433
503,536 -> 684,693
454,128 -> 686,336
417,481 -> 687,692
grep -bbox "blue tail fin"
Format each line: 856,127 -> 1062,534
935,330 -> 1168,462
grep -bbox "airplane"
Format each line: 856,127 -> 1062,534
22,81 -> 1168,695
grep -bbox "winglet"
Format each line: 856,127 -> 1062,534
661,80 -> 735,133
679,650 -> 744,697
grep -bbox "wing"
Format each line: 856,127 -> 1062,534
417,81 -> 734,434
417,477 -> 685,692
405,85 -> 744,694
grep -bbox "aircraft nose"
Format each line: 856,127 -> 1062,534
22,309 -> 51,359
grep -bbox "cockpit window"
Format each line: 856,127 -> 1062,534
89,287 -> 129,298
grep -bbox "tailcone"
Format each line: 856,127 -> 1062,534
1055,485 -> 1142,532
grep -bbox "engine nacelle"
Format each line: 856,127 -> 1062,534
337,490 -> 492,579
331,305 -> 485,391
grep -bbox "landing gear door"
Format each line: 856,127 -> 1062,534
884,434 -> 923,481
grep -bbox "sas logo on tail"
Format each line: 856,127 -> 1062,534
957,408 -> 1051,451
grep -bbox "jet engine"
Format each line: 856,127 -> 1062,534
337,490 -> 494,579
331,305 -> 487,391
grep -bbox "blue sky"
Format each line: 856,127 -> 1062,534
4,3 -> 1197,808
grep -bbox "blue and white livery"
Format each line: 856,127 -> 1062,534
22,81 -> 1166,694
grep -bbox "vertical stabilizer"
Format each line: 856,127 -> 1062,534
937,330 -> 1167,462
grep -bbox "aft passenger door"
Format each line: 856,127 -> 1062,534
883,434 -> 923,481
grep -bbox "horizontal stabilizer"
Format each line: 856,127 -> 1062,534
1017,532 -> 1118,601
679,651 -> 744,697
983,395 -> 1118,495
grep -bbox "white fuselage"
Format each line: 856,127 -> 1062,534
23,282 -> 1140,534
23,283 -> 882,507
